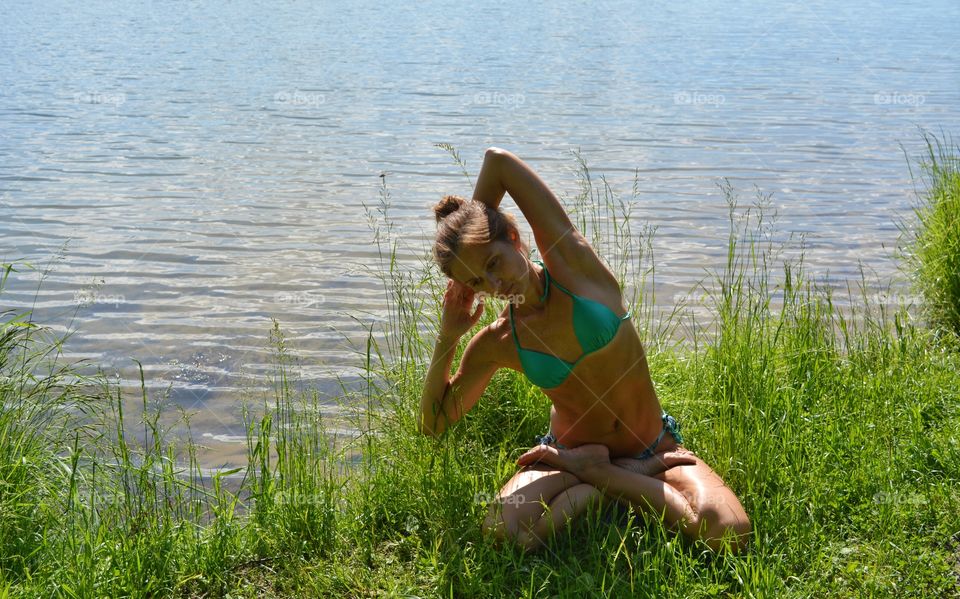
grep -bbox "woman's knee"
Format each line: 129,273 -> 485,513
690,503 -> 751,552
656,455 -> 751,552
480,490 -> 545,547
485,467 -> 576,519
483,482 -> 601,552
482,499 -> 544,550
481,507 -> 506,545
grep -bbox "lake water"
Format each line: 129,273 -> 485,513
2,0 -> 959,467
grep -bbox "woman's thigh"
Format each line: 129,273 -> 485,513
661,450 -> 746,521
616,448 -> 749,540
483,464 -> 582,535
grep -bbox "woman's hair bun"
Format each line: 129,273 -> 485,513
433,195 -> 467,222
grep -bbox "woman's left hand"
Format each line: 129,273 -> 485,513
517,443 -> 611,478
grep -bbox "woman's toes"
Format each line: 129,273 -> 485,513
661,451 -> 698,468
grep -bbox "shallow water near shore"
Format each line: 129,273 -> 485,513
1,0 -> 959,467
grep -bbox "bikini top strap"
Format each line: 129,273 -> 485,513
534,259 -> 630,319
532,259 -> 551,303
512,259 -> 550,349
534,258 -> 580,304
508,303 -> 521,346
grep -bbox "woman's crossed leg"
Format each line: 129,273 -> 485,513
481,463 -> 604,552
482,446 -> 750,552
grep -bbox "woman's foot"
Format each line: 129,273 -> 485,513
517,442 -> 611,478
611,450 -> 698,477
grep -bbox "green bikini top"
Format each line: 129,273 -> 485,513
509,260 -> 631,389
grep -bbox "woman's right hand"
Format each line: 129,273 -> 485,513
440,279 -> 485,339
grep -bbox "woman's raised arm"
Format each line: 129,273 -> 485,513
471,147 -> 609,277
418,281 -> 499,437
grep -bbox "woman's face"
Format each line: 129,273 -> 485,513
448,236 -> 529,300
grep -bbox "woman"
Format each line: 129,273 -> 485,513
419,148 -> 750,552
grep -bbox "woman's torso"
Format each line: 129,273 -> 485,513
489,259 -> 666,458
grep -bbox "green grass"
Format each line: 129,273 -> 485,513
1,145 -> 959,597
901,131 -> 960,341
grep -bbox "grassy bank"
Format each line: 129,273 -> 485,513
2,146 -> 960,597
901,132 -> 960,339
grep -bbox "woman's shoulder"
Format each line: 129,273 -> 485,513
467,313 -> 520,369
473,311 -> 516,349
486,309 -> 516,341
540,249 -> 624,305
